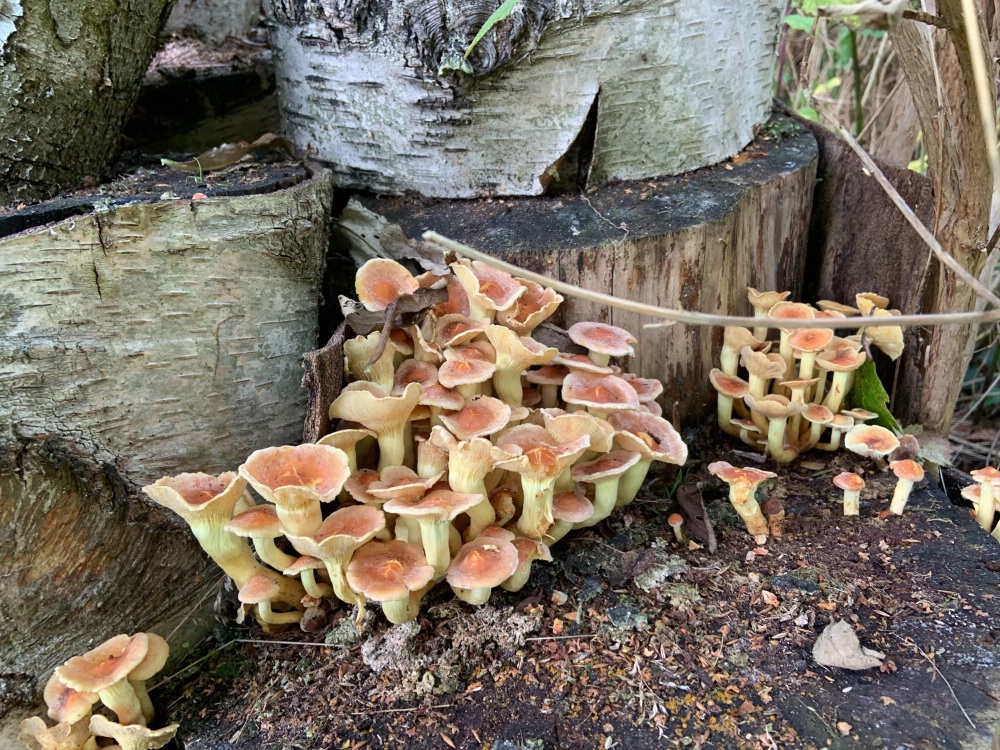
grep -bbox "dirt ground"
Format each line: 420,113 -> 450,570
155,435 -> 1000,750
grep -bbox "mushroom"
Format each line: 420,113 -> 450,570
439,395 -> 512,440
238,575 -> 302,627
746,288 -> 791,340
142,473 -> 303,607
392,359 -> 439,395
497,280 -> 563,335
572,450 -> 641,526
438,355 -> 496,399
501,537 -> 553,592
888,460 -> 924,515
284,505 -> 387,610
494,424 -> 590,539
767,301 -> 816,382
548,490 -> 594,542
833,472 -> 865,516
787,328 -> 834,385
720,327 -> 762,377
328,381 -> 423,470
43,671 -> 98,726
816,346 -> 866,414
667,512 -> 686,544
707,462 -> 776,544
801,403 -> 834,451
567,321 -> 637,367
383,489 -> 483,577
317,428 -> 376,474
355,258 -> 419,312
18,716 -> 96,750
856,297 -> 905,360
561,371 -> 641,420
239,443 -> 351,535
433,313 -> 491,349
446,532 -> 520,605
89,714 -> 178,750
450,259 -> 525,321
283,556 -> 334,600
127,633 -> 169,723
760,496 -> 785,538
526,365 -> 569,408
709,368 -> 750,437
55,634 -> 149,726
225,505 -> 298,571
815,413 -> 854,452
743,393 -> 802,464
739,346 -> 786,431
484,324 -> 557,406
346,540 -> 436,624
970,467 -> 1000,531
844,424 -> 900,466
345,331 -> 396,393
608,411 -> 688,505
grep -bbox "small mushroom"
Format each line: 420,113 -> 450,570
446,533 -> 519,605
355,258 -> 419,312
501,537 -> 553,592
759,496 -> 785,538
328,381 -> 423,471
383,489 -> 482,577
561,371 -> 641,420
567,321 -> 637,367
709,368 -> 750,438
667,513 -> 686,544
127,633 -> 169,723
484,324 -> 557,406
346,540 -> 436,624
746,288 -> 791,340
18,716 -> 95,750
225,505 -> 298,571
548,491 -> 594,542
439,395 -> 512,441
283,556 -> 334,600
239,575 -> 303,627
571,450 -> 641,526
888,460 -> 924,515
833,472 -> 865,516
707,462 -> 776,544
970,467 -> 1000,531
608,411 -> 688,505
844,424 -> 900,466
744,393 -> 802,464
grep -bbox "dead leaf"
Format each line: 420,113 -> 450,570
813,620 -> 885,670
161,133 -> 295,173
761,590 -> 779,607
881,696 -> 896,706
440,732 -> 456,748
836,721 -> 852,736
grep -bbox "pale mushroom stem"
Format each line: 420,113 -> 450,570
717,394 -> 742,437
382,584 -> 433,624
98,680 -> 145,727
889,478 -> 916,515
540,384 -> 559,408
298,569 -> 332,599
492,369 -> 524,408
576,477 -> 621,526
376,426 -> 408,471
130,679 -> 156,724
588,351 -> 612,367
797,353 -> 819,394
752,322 -> 768,342
821,371 -> 854,415
843,488 -> 861,516
728,485 -> 769,543
616,459 -> 652,507
252,538 -> 298,571
190,521 -> 304,606
766,416 -> 798,464
256,600 -> 304,626
323,559 -> 366,609
546,520 -> 575,543
975,482 -> 996,531
419,520 -> 453,578
447,468 -> 495,541
516,475 -> 558,539
814,370 -> 829,405
452,585 -> 494,605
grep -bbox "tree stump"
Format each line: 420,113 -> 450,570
165,0 -> 262,43
266,0 -> 784,197
0,0 -> 172,202
0,164 -> 332,727
339,116 -> 818,424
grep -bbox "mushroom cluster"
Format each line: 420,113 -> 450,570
710,288 -> 905,465
961,466 -> 1000,540
144,257 -> 687,627
19,633 -> 176,750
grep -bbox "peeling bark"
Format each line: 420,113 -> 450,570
0,0 -> 173,202
165,0 -> 262,43
265,0 -> 783,197
0,170 -> 333,715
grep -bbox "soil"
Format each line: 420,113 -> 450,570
153,434 -> 1000,750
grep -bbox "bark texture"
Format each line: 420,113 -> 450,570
165,0 -> 261,43
266,0 -> 783,197
0,170 -> 333,714
887,3 -> 995,434
352,117 -> 818,424
0,0 -> 173,202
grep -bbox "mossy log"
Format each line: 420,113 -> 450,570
339,117 -> 817,424
267,0 -> 784,197
0,167 -> 332,724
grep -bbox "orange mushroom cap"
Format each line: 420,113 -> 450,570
568,321 -> 637,359
355,258 -> 419,312
833,472 -> 865,492
346,540 -> 435,602
844,425 -> 900,459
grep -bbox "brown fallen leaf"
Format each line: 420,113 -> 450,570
161,133 -> 295,173
440,732 -> 456,748
837,721 -> 852,736
881,695 -> 897,706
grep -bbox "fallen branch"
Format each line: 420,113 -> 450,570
424,232 -> 1000,330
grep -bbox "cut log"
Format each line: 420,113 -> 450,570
337,115 -> 818,424
0,0 -> 172,202
266,0 -> 784,197
0,165 -> 332,721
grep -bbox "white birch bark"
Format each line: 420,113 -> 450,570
266,0 -> 783,197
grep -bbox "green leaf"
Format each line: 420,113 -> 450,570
464,0 -> 520,59
847,359 -> 901,432
796,106 -> 819,122
783,14 -> 816,31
